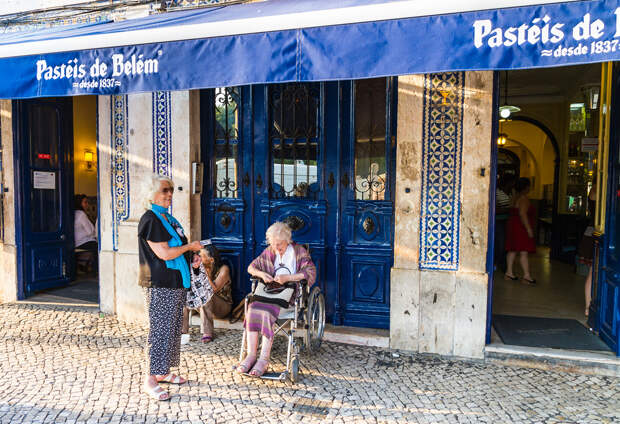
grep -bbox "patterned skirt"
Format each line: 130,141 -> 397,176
143,287 -> 185,375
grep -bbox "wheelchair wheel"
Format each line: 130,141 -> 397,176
305,286 -> 325,352
290,356 -> 299,383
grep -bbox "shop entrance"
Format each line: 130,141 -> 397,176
14,96 -> 99,304
489,64 -> 618,354
200,80 -> 396,329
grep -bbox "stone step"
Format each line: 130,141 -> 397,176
202,316 -> 390,348
485,343 -> 620,377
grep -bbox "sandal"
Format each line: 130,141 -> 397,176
201,335 -> 213,343
156,374 -> 187,384
521,277 -> 537,286
236,356 -> 256,374
249,358 -> 269,377
504,273 -> 518,281
144,384 -> 170,401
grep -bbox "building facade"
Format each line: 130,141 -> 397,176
0,0 -> 618,359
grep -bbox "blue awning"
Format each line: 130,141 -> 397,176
0,0 -> 617,98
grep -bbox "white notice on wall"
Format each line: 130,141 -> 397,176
581,137 -> 598,152
33,171 -> 55,190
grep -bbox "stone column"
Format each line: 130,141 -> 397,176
98,91 -> 200,323
390,71 -> 493,359
0,99 -> 18,302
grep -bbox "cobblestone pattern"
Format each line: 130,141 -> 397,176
0,303 -> 618,423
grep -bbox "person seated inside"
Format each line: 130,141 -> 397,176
181,244 -> 232,343
74,194 -> 97,272
236,221 -> 316,377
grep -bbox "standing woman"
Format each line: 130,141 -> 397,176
138,174 -> 202,401
505,177 -> 537,285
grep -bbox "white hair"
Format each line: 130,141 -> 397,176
144,174 -> 174,209
266,221 -> 292,245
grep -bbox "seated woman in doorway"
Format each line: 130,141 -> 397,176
236,222 -> 316,377
505,177 -> 536,285
74,194 -> 98,272
181,244 -> 233,342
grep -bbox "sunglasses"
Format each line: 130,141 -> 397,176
160,187 -> 174,194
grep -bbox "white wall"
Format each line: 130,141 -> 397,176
0,1 -> 95,15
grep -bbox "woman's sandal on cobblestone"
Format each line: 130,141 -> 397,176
144,384 -> 170,401
249,359 -> 269,377
236,356 -> 256,374
156,374 -> 187,384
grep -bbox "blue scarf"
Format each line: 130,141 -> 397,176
151,203 -> 190,288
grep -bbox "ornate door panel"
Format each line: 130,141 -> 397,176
260,82 -> 331,301
339,78 -> 396,329
201,87 -> 250,303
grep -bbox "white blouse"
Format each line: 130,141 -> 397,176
274,244 -> 296,276
74,210 -> 96,247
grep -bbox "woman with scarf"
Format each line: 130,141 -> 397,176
236,221 -> 316,377
138,174 -> 202,401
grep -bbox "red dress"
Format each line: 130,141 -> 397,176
505,205 -> 536,253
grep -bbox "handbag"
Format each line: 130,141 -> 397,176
250,281 -> 296,308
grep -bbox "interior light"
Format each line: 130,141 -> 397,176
497,134 -> 507,145
498,71 -> 521,119
84,150 -> 94,170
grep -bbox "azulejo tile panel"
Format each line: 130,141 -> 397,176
419,72 -> 465,271
111,95 -> 130,252
152,91 -> 172,178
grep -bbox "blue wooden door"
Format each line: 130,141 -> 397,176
16,98 -> 73,296
597,65 -> 620,355
201,81 -> 395,328
337,78 -> 396,329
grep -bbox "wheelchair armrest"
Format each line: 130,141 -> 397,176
249,277 -> 263,292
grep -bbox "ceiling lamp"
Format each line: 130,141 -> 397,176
499,71 -> 521,119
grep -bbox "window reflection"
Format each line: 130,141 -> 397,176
355,78 -> 387,201
214,87 -> 240,198
270,83 -> 319,199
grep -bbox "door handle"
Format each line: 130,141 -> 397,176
341,173 -> 349,188
60,234 -> 66,240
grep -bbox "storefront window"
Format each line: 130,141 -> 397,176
214,87 -> 239,198
354,78 -> 387,201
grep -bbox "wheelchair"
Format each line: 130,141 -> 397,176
235,276 -> 325,382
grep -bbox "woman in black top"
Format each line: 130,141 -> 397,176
138,174 -> 201,401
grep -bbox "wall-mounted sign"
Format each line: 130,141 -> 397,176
581,137 -> 599,152
37,153 -> 51,160
33,171 -> 55,189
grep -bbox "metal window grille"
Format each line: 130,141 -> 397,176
269,83 -> 320,200
354,78 -> 387,200
213,86 -> 240,198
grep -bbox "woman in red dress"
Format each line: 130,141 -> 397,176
505,178 -> 536,285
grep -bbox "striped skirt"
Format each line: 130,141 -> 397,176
245,301 -> 280,340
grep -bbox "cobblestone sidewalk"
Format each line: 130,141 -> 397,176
0,303 -> 618,424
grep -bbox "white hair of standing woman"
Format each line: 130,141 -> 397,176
143,173 -> 174,209
265,221 -> 292,246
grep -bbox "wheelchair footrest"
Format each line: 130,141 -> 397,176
238,371 -> 287,381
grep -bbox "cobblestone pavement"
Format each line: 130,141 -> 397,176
0,303 -> 618,424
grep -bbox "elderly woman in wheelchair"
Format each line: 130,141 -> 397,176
236,221 -> 323,380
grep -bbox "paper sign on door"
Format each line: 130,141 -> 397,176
33,171 -> 56,190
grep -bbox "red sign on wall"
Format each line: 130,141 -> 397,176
37,153 -> 51,159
